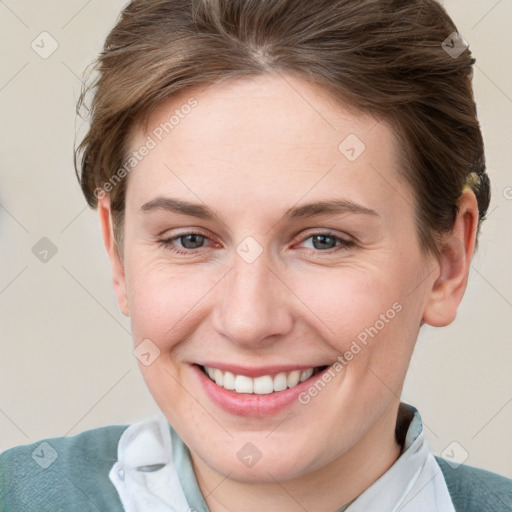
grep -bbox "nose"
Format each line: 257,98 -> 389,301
211,251 -> 294,349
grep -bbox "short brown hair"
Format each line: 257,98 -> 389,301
75,0 -> 490,257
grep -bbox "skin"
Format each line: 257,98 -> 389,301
98,72 -> 479,512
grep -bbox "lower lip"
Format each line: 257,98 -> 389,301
193,364 -> 328,417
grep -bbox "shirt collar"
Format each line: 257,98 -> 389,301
340,402 -> 455,511
109,402 -> 455,512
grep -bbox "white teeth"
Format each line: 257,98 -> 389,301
253,375 -> 274,395
235,375 -> 253,393
203,365 -> 318,394
287,370 -> 301,388
273,372 -> 288,392
223,371 -> 236,390
299,368 -> 313,382
214,368 -> 224,386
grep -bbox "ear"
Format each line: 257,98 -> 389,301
422,188 -> 479,327
98,196 -> 130,317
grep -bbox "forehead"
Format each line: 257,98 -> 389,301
124,73 -> 411,219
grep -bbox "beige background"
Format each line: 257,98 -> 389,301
1,0 -> 511,478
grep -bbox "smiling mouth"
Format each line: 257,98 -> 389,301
200,365 -> 328,395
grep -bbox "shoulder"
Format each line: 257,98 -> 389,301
0,424 -> 129,512
435,456 -> 512,512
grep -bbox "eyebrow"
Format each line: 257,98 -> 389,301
140,197 -> 379,222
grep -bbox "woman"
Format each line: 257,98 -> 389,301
1,0 -> 511,510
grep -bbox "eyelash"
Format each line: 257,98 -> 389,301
157,230 -> 355,256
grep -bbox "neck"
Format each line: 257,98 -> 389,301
191,402 -> 403,512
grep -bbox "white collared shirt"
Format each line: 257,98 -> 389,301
109,403 -> 456,512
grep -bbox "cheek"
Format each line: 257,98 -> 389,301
290,264 -> 397,340
124,252 -> 221,347
290,262 -> 420,382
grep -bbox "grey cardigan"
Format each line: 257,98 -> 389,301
1,422 -> 511,511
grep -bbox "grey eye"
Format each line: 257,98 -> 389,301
311,234 -> 337,250
179,234 -> 205,249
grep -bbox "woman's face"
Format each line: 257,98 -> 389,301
103,73 -> 441,482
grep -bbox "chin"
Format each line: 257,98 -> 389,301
193,436 -> 330,483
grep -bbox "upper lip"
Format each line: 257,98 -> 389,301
195,362 -> 329,378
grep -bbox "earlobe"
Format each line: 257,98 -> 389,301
98,196 -> 130,317
422,189 -> 479,327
